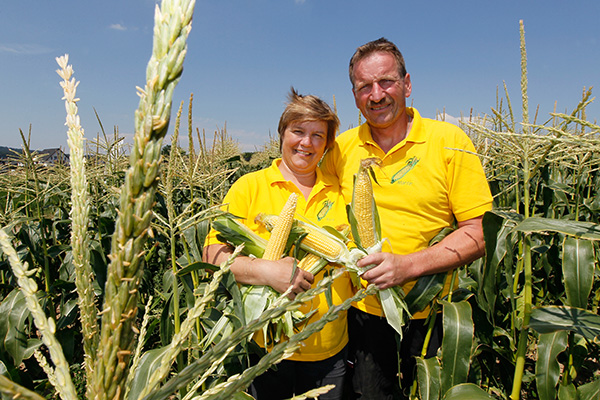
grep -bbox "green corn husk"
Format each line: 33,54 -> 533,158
211,213 -> 321,343
212,214 -> 267,258
347,158 -> 412,337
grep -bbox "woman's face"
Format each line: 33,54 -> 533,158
281,120 -> 328,177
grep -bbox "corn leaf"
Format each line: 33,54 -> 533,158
0,289 -> 40,366
512,216 -> 600,240
212,215 -> 267,258
441,383 -> 495,399
241,285 -> 274,326
562,237 -> 595,309
176,260 -> 220,275
480,210 -> 520,319
127,346 -> 171,400
405,273 -> 446,315
558,383 -> 578,399
577,378 -> 600,400
416,356 -> 441,400
440,300 -> 473,395
529,306 -> 600,340
536,331 -> 568,400
378,286 -> 410,337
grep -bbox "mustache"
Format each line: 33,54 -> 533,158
367,98 -> 390,108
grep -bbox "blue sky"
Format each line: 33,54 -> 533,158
1,0 -> 599,152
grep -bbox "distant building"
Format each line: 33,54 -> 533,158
37,148 -> 69,166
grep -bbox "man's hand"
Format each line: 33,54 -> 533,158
358,252 -> 418,290
357,216 -> 486,290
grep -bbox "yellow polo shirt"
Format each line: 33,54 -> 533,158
321,107 -> 492,319
207,159 -> 353,361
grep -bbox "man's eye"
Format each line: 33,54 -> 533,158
379,79 -> 395,89
357,84 -> 372,94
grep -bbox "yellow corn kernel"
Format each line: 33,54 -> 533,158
353,158 -> 379,248
256,213 -> 346,262
262,193 -> 298,260
299,223 -> 346,260
297,253 -> 327,275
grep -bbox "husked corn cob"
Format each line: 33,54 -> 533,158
298,222 -> 346,260
297,253 -> 328,275
352,158 -> 380,249
256,213 -> 348,263
262,193 -> 298,260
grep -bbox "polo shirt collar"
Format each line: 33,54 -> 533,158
358,107 -> 427,151
267,158 -> 333,193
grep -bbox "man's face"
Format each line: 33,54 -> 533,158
352,51 -> 412,132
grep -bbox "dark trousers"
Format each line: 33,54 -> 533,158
249,346 -> 348,400
345,307 -> 443,400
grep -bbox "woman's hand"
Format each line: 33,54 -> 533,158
262,257 -> 314,299
204,244 -> 314,298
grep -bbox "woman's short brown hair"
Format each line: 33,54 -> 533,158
277,87 -> 340,151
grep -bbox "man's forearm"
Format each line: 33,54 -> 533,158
407,216 -> 485,278
359,216 -> 486,289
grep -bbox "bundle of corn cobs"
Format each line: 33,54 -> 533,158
211,158 -> 411,344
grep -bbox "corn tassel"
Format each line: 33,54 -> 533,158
352,158 -> 381,249
262,193 -> 298,260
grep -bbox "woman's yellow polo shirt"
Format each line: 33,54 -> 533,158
207,159 -> 353,361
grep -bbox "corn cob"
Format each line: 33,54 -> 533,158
256,213 -> 349,263
297,253 -> 328,275
262,193 -> 298,260
351,158 -> 381,249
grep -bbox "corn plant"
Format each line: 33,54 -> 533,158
419,20 -> 600,400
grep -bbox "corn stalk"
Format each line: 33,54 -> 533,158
510,20 -> 533,400
90,1 -> 196,399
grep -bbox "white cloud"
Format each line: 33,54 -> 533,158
109,23 -> 128,31
294,0 -> 306,4
0,43 -> 53,55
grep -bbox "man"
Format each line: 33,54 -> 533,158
320,38 -> 493,399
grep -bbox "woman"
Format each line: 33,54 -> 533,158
204,88 -> 352,400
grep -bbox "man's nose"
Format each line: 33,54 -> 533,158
370,82 -> 386,102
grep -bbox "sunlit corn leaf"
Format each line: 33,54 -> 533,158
562,237 -> 595,309
127,346 -> 170,400
440,300 -> 473,395
182,223 -> 204,261
232,391 -> 255,399
201,306 -> 236,348
529,306 -> 600,340
242,285 -> 273,326
442,383 -> 495,399
416,356 -> 441,400
379,286 -> 410,337
577,378 -> 600,400
513,217 -> 600,240
0,289 -> 40,365
176,260 -> 220,275
558,383 -> 578,399
213,215 -> 267,258
290,384 -> 334,399
536,331 -> 567,400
